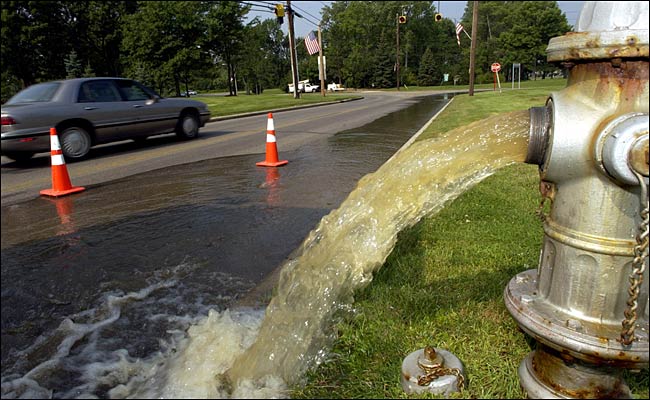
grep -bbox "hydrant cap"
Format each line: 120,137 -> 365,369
576,1 -> 648,32
547,1 -> 649,62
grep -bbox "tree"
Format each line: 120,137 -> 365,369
1,1 -> 70,87
63,1 -> 139,77
83,62 -> 96,77
236,19 -> 286,94
121,1 -> 208,96
417,47 -> 436,86
460,1 -> 571,83
373,32 -> 394,88
204,1 -> 249,96
320,1 -> 453,89
64,50 -> 83,78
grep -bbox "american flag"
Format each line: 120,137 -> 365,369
455,22 -> 464,46
304,31 -> 320,55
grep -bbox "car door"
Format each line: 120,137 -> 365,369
114,80 -> 176,137
76,79 -> 135,143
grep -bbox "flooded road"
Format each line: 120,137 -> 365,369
1,93 -> 453,397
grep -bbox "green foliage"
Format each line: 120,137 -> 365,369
121,1 -> 211,96
459,1 -> 571,80
372,32 -> 395,88
64,50 -> 83,79
1,1 -> 70,86
417,47 -> 437,86
82,62 -> 96,78
239,19 -> 287,94
204,0 -> 249,95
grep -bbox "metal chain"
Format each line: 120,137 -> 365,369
618,170 -> 649,346
416,358 -> 465,390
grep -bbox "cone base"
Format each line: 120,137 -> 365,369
40,186 -> 85,197
256,160 -> 288,167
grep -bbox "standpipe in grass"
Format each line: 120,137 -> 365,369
504,1 -> 649,398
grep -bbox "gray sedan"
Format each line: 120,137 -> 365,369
1,77 -> 211,162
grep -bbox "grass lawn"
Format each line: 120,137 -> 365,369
289,80 -> 650,399
190,89 -> 362,118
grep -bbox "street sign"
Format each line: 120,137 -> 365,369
491,62 -> 501,73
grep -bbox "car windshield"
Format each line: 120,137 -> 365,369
6,82 -> 61,104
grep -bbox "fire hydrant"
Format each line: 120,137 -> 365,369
504,1 -> 649,398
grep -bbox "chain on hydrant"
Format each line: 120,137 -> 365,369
416,346 -> 465,389
618,170 -> 649,346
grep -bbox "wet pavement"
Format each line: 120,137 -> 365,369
0,93 -> 454,394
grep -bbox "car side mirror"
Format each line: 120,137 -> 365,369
145,97 -> 158,105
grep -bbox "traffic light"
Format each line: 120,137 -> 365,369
398,15 -> 407,24
274,4 -> 285,24
434,13 -> 443,22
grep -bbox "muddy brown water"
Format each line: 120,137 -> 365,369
1,94 -> 453,398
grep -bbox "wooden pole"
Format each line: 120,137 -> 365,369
288,0 -> 300,99
469,1 -> 478,96
396,13 -> 400,91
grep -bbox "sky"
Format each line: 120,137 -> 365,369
246,1 -> 586,38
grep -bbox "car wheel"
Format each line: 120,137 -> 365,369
60,126 -> 92,160
176,112 -> 199,139
3,151 -> 35,162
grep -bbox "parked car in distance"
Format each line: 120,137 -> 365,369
1,77 -> 211,162
288,80 -> 319,93
327,83 -> 346,92
302,83 -> 319,93
181,90 -> 198,97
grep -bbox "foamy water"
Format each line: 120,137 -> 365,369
1,110 -> 530,399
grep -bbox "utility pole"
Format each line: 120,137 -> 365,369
396,13 -> 400,91
287,0 -> 300,99
469,0 -> 478,96
318,25 -> 326,97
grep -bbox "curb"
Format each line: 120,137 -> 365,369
208,96 -> 364,122
384,96 -> 456,164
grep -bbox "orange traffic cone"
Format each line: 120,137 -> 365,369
40,128 -> 85,197
256,113 -> 288,167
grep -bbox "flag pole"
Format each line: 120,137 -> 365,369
318,25 -> 326,97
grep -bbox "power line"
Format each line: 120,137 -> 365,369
240,1 -> 274,13
292,3 -> 322,24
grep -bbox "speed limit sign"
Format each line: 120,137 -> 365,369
491,62 -> 501,72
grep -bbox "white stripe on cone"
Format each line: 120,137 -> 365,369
52,154 -> 65,165
51,135 -> 61,151
267,117 -> 274,131
266,134 -> 277,143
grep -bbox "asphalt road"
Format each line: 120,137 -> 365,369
1,91 -> 451,207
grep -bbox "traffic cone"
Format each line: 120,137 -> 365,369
256,113 -> 288,167
40,128 -> 85,197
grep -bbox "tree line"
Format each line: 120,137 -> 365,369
1,1 -> 571,102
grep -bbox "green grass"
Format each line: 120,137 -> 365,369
416,79 -> 566,141
191,89 -> 361,118
289,79 -> 650,399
